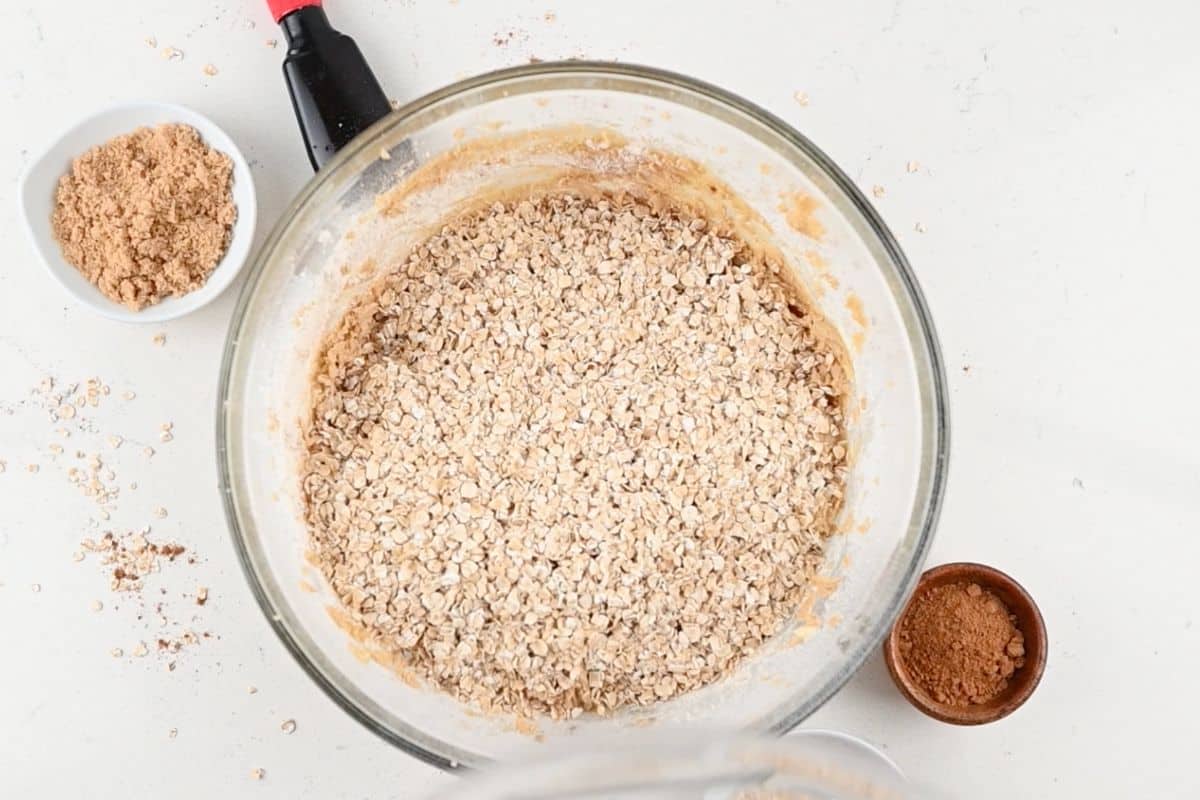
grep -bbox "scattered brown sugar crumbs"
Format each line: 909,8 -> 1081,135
897,581 -> 1026,706
51,123 -> 236,310
303,193 -> 850,719
82,530 -> 187,591
19,373 -> 214,667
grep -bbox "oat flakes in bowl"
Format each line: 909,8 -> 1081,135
219,63 -> 947,768
302,193 -> 849,719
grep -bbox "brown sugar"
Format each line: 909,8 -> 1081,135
51,123 -> 236,310
897,581 -> 1026,706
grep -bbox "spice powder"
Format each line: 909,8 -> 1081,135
897,581 -> 1026,706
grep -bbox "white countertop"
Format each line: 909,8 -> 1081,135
3,1 -> 1198,797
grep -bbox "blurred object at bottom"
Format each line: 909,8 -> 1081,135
426,729 -> 935,799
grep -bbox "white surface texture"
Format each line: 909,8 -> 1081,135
1,1 -> 1197,797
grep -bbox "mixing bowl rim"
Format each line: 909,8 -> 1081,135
216,60 -> 950,771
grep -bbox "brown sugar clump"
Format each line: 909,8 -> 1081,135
51,123 -> 236,310
897,581 -> 1026,706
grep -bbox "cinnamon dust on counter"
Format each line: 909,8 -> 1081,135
51,123 -> 236,310
897,581 -> 1026,706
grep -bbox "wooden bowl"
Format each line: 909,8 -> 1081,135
883,562 -> 1047,725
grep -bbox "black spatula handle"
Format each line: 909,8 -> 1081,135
271,1 -> 392,171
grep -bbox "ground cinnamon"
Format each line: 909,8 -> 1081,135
897,581 -> 1026,706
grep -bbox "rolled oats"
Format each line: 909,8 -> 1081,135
302,194 -> 849,719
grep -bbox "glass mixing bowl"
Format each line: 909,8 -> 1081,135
217,62 -> 948,769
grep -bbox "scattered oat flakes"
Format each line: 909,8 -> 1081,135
544,11 -> 557,21
108,435 -> 123,449
90,599 -> 104,612
265,38 -> 278,48
871,184 -> 886,198
154,507 -> 168,519
145,36 -> 158,48
162,46 -> 184,61
31,583 -> 41,593
0,460 -> 6,474
133,641 -> 149,657
111,647 -> 124,658
49,443 -> 64,455
27,464 -> 39,474
280,719 -> 297,735
196,587 -> 209,606
152,333 -> 167,346
202,64 -> 218,77
914,221 -> 927,233
793,90 -> 809,106
250,768 -> 265,781
159,431 -> 174,443
248,685 -> 258,694
144,446 -> 155,458
58,404 -> 76,419
168,727 -> 178,738
72,551 -> 85,562
906,160 -> 921,173
122,390 -> 136,401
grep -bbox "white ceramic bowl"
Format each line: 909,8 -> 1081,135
18,102 -> 257,324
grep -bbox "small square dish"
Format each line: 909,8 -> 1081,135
18,102 -> 257,324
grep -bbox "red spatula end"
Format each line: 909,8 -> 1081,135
267,0 -> 321,23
